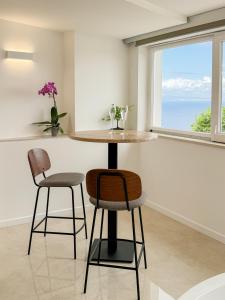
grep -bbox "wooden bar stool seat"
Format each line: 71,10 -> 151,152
27,148 -> 88,259
84,168 -> 147,300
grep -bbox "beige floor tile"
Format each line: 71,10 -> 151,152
0,206 -> 225,299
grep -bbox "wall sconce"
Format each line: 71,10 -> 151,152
5,50 -> 33,61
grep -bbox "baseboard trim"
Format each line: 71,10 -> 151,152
0,205 -> 92,228
145,200 -> 225,244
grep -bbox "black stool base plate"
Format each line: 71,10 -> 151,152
91,239 -> 134,263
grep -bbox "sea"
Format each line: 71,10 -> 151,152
161,100 -> 211,131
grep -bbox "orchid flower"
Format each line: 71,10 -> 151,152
38,82 -> 58,107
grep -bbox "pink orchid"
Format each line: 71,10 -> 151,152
38,82 -> 58,106
38,82 -> 57,96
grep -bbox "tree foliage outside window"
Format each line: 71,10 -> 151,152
191,107 -> 225,132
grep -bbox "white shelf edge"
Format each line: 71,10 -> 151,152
0,134 -> 68,143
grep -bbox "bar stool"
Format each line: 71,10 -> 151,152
83,169 -> 147,300
27,148 -> 87,259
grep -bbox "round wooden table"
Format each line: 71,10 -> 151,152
70,130 -> 157,263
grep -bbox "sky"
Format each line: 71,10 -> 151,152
161,40 -> 213,102
158,41 -> 225,130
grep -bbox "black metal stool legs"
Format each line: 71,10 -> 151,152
84,207 -> 97,294
138,207 -> 147,269
28,187 -> 41,255
44,187 -> 50,237
80,183 -> 88,239
131,209 -> 140,300
98,209 -> 105,263
84,207 -> 147,300
28,184 -> 87,259
70,187 -> 76,259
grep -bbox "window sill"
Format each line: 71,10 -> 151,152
158,132 -> 225,149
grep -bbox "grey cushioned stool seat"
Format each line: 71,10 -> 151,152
89,194 -> 145,211
39,173 -> 84,187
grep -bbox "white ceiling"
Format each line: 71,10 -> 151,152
149,0 -> 225,16
0,0 -> 224,38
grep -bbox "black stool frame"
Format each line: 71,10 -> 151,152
83,172 -> 147,300
28,172 -> 87,259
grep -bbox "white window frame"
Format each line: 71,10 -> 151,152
211,32 -> 225,143
148,34 -> 222,141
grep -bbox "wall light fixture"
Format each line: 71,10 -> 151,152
5,50 -> 33,61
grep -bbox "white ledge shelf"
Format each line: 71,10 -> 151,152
0,134 -> 68,143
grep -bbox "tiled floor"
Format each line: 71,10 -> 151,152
0,206 -> 225,300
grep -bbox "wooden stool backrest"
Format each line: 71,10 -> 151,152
28,148 -> 51,178
86,169 -> 142,202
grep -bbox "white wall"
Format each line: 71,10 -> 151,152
0,26 -> 139,227
63,31 -> 75,132
0,19 -> 64,138
128,44 -> 149,131
74,32 -> 129,130
139,137 -> 225,243
128,46 -> 138,129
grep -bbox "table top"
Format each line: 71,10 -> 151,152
70,130 -> 157,143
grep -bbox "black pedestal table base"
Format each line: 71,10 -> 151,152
90,142 -> 134,263
91,239 -> 134,263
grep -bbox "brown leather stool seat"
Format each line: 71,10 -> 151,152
39,173 -> 84,187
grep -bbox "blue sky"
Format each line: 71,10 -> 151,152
161,41 -> 213,101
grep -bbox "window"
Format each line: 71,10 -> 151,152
149,32 -> 225,143
220,41 -> 225,132
151,39 -> 212,134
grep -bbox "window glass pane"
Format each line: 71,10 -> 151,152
221,42 -> 225,132
153,41 -> 212,132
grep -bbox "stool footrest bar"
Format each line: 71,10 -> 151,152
113,238 -> 142,244
89,240 -> 100,262
48,216 -> 85,220
89,240 -> 145,269
33,230 -> 74,235
32,215 -> 85,234
75,223 -> 85,235
33,217 -> 46,231
89,262 -> 136,270
137,244 -> 144,268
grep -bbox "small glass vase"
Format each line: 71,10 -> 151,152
109,104 -> 115,130
120,105 -> 128,130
